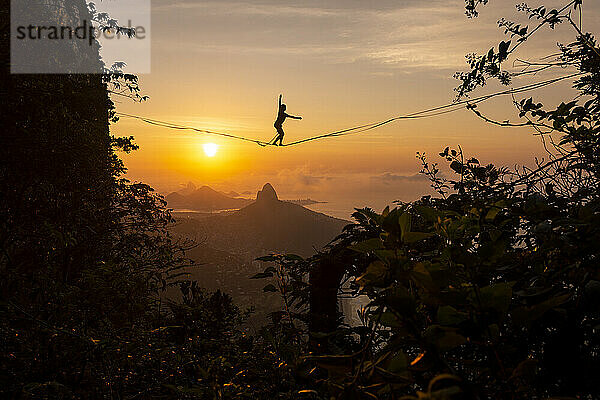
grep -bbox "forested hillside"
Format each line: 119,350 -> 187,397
0,1 -> 297,397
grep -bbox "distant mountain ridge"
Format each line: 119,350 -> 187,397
166,182 -> 326,213
170,183 -> 348,257
166,184 -> 252,212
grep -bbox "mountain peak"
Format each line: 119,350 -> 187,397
256,183 -> 278,202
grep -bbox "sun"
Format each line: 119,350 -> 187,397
203,143 -> 219,157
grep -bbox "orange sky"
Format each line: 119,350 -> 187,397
109,0 -> 599,219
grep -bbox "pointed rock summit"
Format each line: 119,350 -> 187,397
256,183 -> 279,202
171,181 -> 348,257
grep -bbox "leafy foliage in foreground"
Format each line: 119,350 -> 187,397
0,1 -> 301,398
254,1 -> 600,399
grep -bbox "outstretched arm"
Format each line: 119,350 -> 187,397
285,113 -> 302,120
278,94 -> 282,108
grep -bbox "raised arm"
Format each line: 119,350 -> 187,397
278,94 -> 282,108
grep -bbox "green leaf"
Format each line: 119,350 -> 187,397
510,358 -> 538,380
511,294 -> 570,326
384,285 -> 416,316
386,351 -> 408,373
410,262 -> 436,292
373,249 -> 397,264
498,40 -> 511,62
382,205 -> 390,217
424,325 -> 467,352
356,261 -> 388,287
263,266 -> 276,274
263,284 -> 278,292
488,229 -> 502,242
437,306 -> 468,326
256,255 -> 276,262
398,212 -> 412,240
403,231 -> 434,244
298,390 -> 318,395
449,161 -> 463,173
477,283 -> 513,314
379,311 -> 402,328
485,207 -> 501,221
349,238 -> 383,253
430,386 -> 462,399
250,272 -> 273,279
414,205 -> 438,222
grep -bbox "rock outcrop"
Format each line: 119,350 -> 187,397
256,183 -> 279,202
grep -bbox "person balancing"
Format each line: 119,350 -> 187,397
272,94 -> 302,146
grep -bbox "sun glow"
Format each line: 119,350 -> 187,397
203,143 -> 219,157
